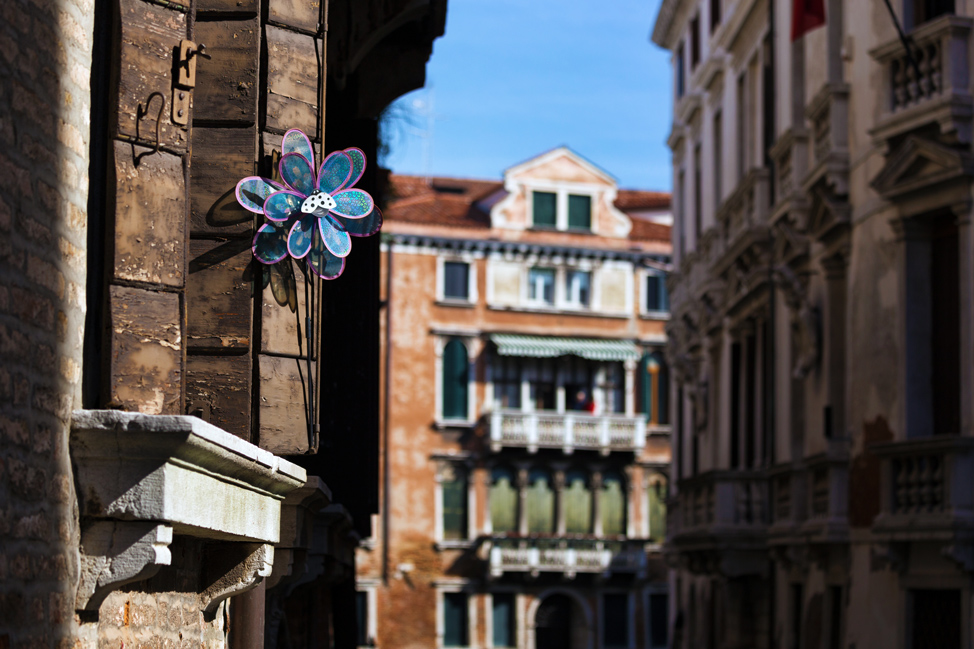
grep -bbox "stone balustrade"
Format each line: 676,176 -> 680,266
487,536 -> 647,578
488,410 -> 645,455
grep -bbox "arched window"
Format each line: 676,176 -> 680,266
563,469 -> 592,534
490,466 -> 518,533
442,339 -> 468,419
601,470 -> 627,536
638,351 -> 669,425
526,468 -> 555,533
647,473 -> 668,543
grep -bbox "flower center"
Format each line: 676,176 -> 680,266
301,190 -> 337,213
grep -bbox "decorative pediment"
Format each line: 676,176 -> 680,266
807,186 -> 850,244
871,135 -> 974,201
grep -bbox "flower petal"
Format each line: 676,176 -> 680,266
308,228 -> 345,279
318,214 -> 352,258
333,206 -> 382,237
263,190 -> 305,222
236,176 -> 280,214
317,151 -> 353,194
343,147 -> 367,188
288,216 -> 316,259
282,129 -> 315,167
253,223 -> 289,264
330,188 -> 374,218
279,153 -> 316,196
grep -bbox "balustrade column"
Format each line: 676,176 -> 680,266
591,470 -> 604,536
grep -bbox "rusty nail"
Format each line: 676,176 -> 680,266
179,91 -> 186,100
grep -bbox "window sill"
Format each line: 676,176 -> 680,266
435,539 -> 474,551
487,304 -> 629,319
436,299 -> 475,308
639,311 -> 670,321
434,419 -> 478,430
526,226 -> 594,235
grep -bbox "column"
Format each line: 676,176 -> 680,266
624,358 -> 636,417
516,464 -> 530,535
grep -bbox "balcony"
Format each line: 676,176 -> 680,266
487,535 -> 647,578
871,436 -> 974,540
869,15 -> 973,145
488,410 -> 645,455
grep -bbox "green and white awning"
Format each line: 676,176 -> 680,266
489,334 -> 640,362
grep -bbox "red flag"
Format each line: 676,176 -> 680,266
791,0 -> 826,41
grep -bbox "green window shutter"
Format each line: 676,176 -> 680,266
492,594 -> 515,647
564,471 -> 592,533
648,477 -> 667,543
443,592 -> 468,647
638,354 -> 653,416
601,472 -> 626,536
526,469 -> 555,533
443,339 -> 468,419
355,591 -> 368,646
567,194 -> 591,229
655,353 -> 669,425
442,469 -> 468,540
490,468 -> 518,533
533,191 -> 556,227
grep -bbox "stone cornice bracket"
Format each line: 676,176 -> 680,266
76,522 -> 174,611
200,543 -> 275,614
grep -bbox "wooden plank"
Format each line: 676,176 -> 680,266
194,19 -> 260,123
116,0 -> 189,152
186,354 -> 252,441
258,354 -> 313,455
197,0 -> 256,15
260,259 -> 311,356
112,141 -> 186,287
108,285 -> 182,415
187,238 -> 253,350
268,0 -> 320,34
190,128 -> 256,235
265,25 -> 319,135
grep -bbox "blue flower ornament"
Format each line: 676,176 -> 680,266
235,129 -> 382,279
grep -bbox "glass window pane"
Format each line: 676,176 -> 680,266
603,593 -> 629,647
442,467 -> 468,540
490,467 -> 518,533
444,261 -> 469,300
526,469 -> 555,533
529,268 -> 555,305
443,593 -> 469,647
601,471 -> 626,536
567,270 -> 591,306
356,591 -> 368,647
533,191 -> 556,226
568,194 -> 591,229
564,470 -> 592,533
443,340 -> 468,419
492,593 -> 516,647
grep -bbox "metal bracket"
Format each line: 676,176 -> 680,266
173,40 -> 210,126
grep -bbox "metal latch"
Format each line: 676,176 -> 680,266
172,40 -> 210,126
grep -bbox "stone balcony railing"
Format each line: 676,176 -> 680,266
487,535 -> 647,578
488,410 -> 645,455
870,15 -> 973,144
669,469 -> 768,542
871,436 -> 974,538
767,440 -> 850,545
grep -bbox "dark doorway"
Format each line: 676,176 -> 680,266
536,595 -> 573,649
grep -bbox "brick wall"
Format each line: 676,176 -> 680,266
0,0 -> 94,642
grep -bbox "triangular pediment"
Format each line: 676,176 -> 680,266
505,147 -> 616,187
872,136 -> 973,199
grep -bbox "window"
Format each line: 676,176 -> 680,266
911,0 -> 954,28
567,194 -> 591,229
647,475 -> 667,543
526,468 -> 555,533
737,73 -> 747,178
827,586 -> 843,649
710,0 -> 720,32
492,594 -> 516,648
601,470 -> 626,536
532,191 -> 557,227
528,267 -> 555,305
713,110 -> 722,204
645,274 -> 668,312
603,593 -> 630,648
490,466 -> 518,533
442,339 -> 469,420
638,352 -> 669,425
605,363 -> 625,414
565,270 -> 591,308
443,592 -> 469,648
675,43 -> 685,99
564,469 -> 592,533
910,589 -> 960,649
441,465 -> 468,541
356,591 -> 369,647
689,15 -> 700,69
693,144 -> 702,243
492,355 -> 521,409
648,592 -> 668,648
530,358 -> 556,410
790,584 -> 803,649
444,261 -> 470,300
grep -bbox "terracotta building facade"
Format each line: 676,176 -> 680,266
358,149 -> 673,649
654,0 -> 974,648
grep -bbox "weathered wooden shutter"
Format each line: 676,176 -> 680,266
567,194 -> 591,229
601,471 -> 626,536
443,339 -> 468,419
443,593 -> 469,648
564,470 -> 592,534
490,467 -> 518,533
526,469 -> 555,534
492,593 -> 515,648
532,191 -> 556,227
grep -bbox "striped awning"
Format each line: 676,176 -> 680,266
489,334 -> 640,362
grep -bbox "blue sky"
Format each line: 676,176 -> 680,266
379,0 -> 672,191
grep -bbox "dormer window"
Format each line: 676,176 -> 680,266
530,189 -> 594,231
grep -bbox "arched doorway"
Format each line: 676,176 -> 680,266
534,594 -> 590,649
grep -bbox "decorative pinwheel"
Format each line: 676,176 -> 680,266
235,128 -> 382,279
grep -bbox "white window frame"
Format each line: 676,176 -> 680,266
355,580 -> 379,649
639,268 -> 670,319
526,181 -> 600,232
436,583 -> 478,649
437,254 -> 478,305
434,335 -> 478,426
564,268 -> 593,310
526,266 -> 556,307
434,458 -> 476,548
599,589 -> 637,649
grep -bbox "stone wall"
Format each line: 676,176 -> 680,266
0,0 -> 93,643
